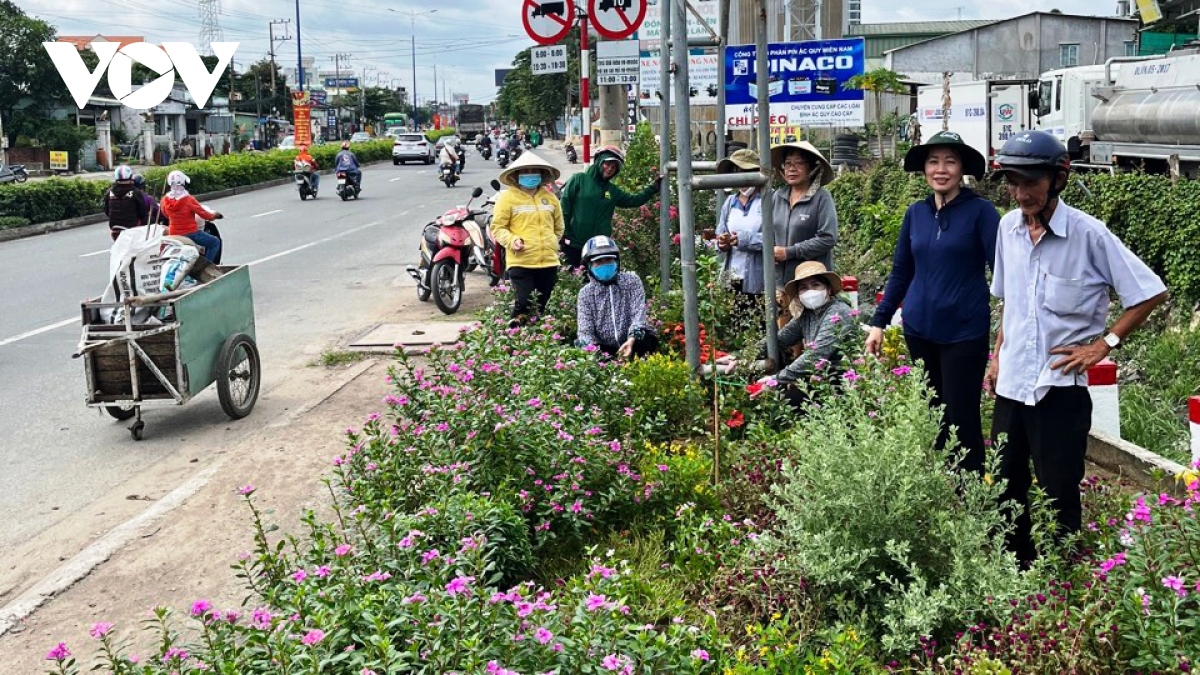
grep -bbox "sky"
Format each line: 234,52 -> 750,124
20,0 -> 1121,104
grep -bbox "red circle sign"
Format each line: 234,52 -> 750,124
587,0 -> 647,40
522,0 -> 576,46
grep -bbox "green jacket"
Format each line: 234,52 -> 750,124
560,151 -> 658,249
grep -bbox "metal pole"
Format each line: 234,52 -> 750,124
411,25 -> 418,128
657,0 -> 672,297
580,10 -> 592,163
673,0 -> 701,371
295,0 -> 303,91
756,0 -> 779,365
714,0 -> 730,216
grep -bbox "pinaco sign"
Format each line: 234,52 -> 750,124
42,41 -> 239,110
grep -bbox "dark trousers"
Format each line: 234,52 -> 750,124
508,266 -> 558,319
904,333 -> 989,474
992,387 -> 1092,565
560,243 -> 583,269
598,332 -> 660,359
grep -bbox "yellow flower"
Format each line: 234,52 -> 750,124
1179,468 -> 1199,486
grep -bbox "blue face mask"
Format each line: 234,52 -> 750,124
591,262 -> 618,282
517,173 -> 542,189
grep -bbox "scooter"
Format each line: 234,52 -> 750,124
294,169 -> 318,200
565,143 -> 578,164
497,147 -> 510,169
479,144 -> 492,161
458,145 -> 467,173
336,171 -> 360,201
407,186 -> 489,314
440,162 -> 459,188
0,164 -> 28,184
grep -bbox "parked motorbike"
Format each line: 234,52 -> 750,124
336,170 -> 360,201
294,170 -> 318,200
407,186 -> 490,314
0,164 -> 28,184
497,147 -> 510,169
440,162 -> 459,188
565,143 -> 578,164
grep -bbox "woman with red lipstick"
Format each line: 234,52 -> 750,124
866,130 -> 1001,474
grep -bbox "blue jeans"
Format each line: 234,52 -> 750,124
185,230 -> 222,263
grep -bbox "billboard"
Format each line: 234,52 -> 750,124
639,49 -> 719,106
324,77 -> 359,88
495,69 -> 515,87
723,38 -> 865,128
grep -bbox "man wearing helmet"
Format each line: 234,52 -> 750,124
987,130 -> 1167,565
334,141 -> 362,192
559,145 -> 662,268
103,165 -> 150,240
575,235 -> 658,359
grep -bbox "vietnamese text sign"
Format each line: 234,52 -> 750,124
723,38 -> 865,129
532,45 -> 568,75
639,0 -> 718,49
294,104 -> 312,148
324,77 -> 359,89
597,39 -> 640,85
638,49 -> 718,106
309,90 -> 327,106
49,150 -> 69,170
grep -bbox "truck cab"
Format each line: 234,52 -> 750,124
1030,64 -> 1112,161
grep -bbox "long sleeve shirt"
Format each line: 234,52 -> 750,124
716,192 -> 765,295
160,194 -> 217,237
870,188 -> 1000,343
490,186 -> 564,270
560,156 -> 658,248
576,272 -> 649,348
757,298 -> 857,383
772,185 -> 838,283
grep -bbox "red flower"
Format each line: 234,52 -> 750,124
726,410 -> 745,429
745,383 -> 763,397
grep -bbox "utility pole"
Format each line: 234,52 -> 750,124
362,65 -> 377,131
332,53 -> 351,139
295,0 -> 304,91
268,19 -> 292,108
433,63 -> 439,124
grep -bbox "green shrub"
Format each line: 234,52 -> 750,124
0,215 -> 31,230
624,353 -> 706,443
1118,312 -> 1200,464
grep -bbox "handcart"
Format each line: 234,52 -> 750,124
74,265 -> 261,440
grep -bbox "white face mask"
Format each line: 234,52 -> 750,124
738,186 -> 756,197
798,288 -> 828,310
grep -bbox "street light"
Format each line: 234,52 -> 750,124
389,8 -> 437,129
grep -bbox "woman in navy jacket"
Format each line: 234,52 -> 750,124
866,131 -> 1000,474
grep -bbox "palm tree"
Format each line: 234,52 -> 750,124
844,68 -> 908,159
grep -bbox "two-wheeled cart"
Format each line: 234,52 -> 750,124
74,265 -> 261,440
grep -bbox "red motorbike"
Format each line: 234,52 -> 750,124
407,186 -> 489,314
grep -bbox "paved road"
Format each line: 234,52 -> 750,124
0,150 -> 564,568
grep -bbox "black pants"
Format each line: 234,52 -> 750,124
905,333 -> 989,474
992,387 -> 1092,565
508,266 -> 558,319
560,243 -> 583,269
598,332 -> 660,359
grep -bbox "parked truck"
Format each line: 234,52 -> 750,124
915,79 -> 1036,167
1033,48 -> 1200,176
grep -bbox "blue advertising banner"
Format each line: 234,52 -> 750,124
324,77 -> 359,89
723,38 -> 865,128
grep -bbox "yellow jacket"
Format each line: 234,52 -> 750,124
491,186 -> 564,270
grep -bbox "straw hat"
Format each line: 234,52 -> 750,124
783,260 -> 843,297
770,141 -> 834,185
498,151 -> 561,188
715,148 -> 761,174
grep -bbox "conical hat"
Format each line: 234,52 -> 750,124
499,151 -> 561,188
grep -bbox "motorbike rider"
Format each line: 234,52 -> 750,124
294,144 -> 320,193
131,173 -> 162,226
477,133 -> 492,158
160,170 -> 223,263
439,139 -> 461,181
454,137 -> 467,172
334,141 -> 362,191
103,165 -> 150,241
559,145 -> 662,268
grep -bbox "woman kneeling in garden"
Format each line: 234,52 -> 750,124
574,235 -> 659,359
754,261 -> 857,407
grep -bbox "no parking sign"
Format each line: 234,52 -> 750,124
587,0 -> 647,41
522,0 -> 576,45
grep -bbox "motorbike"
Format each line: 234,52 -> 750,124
479,143 -> 492,160
497,147 -> 510,169
457,145 -> 467,173
407,186 -> 490,314
336,170 -> 360,201
440,161 -> 459,188
294,166 -> 318,200
565,143 -> 578,164
0,164 -> 28,184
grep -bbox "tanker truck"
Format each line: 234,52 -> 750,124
1033,47 -> 1200,177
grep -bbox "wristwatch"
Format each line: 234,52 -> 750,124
1103,333 -> 1122,350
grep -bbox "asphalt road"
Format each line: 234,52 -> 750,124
0,150 -> 555,563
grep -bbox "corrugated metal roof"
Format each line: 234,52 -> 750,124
847,20 -> 995,37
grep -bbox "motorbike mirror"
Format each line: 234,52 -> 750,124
490,179 -> 502,191
472,186 -> 484,198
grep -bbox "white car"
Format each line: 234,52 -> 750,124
392,133 -> 436,165
278,135 -> 296,150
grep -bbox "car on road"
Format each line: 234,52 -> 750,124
392,133 -> 436,165
278,135 -> 296,150
350,132 -> 374,144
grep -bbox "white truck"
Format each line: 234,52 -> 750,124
1033,48 -> 1200,176
915,79 -> 1036,167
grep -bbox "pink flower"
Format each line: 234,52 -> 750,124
402,592 -> 427,605
314,566 -> 332,578
191,599 -> 212,617
291,569 -> 308,583
692,649 -> 710,661
334,544 -> 353,556
421,549 -> 441,564
586,592 -> 610,611
89,622 -> 114,639
828,314 -> 841,324
892,365 -> 911,377
362,570 -> 392,582
842,369 -> 860,383
1127,496 -> 1152,524
1163,576 -> 1188,597
45,642 -> 71,662
301,629 -> 325,646
535,627 -> 554,644
237,484 -> 255,495
445,575 -> 476,597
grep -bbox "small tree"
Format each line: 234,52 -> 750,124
844,68 -> 908,159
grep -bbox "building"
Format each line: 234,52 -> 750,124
846,0 -> 860,29
848,20 -> 996,69
884,11 -> 1138,85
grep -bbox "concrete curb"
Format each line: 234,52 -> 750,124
0,357 -> 379,637
1087,429 -> 1190,496
0,160 -> 390,245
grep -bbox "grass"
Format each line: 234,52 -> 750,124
1118,309 -> 1200,465
313,348 -> 368,368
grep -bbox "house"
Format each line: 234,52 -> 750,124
846,20 -> 996,70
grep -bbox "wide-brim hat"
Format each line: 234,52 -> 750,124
903,130 -> 987,179
783,260 -> 843,297
498,151 -> 561,188
716,148 -> 761,174
770,141 -> 834,185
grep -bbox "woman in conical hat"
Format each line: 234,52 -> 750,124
491,151 -> 565,322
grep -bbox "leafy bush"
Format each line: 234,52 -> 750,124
758,359 -> 1030,653
624,353 -> 706,443
0,215 -> 31,230
1118,311 -> 1200,464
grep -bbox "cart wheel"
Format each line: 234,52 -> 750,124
129,420 -> 145,441
105,405 -> 136,421
215,333 -> 261,420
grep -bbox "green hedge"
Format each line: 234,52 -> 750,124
0,141 -> 394,226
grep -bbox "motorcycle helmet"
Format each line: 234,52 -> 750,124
167,169 -> 190,187
992,130 -> 1071,227
132,173 -> 146,189
581,235 -> 620,285
113,165 -> 134,182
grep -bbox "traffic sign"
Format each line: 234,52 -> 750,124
596,39 -> 639,85
532,45 -> 569,75
522,0 -> 575,46
588,0 -> 647,41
